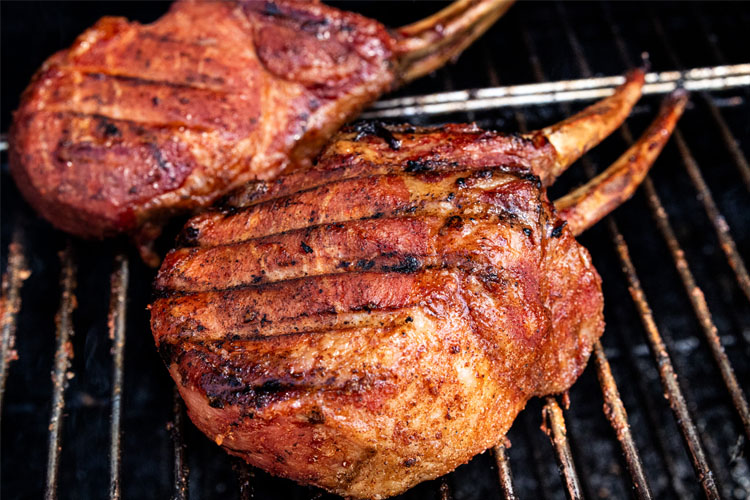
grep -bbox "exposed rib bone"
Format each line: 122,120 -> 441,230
555,90 -> 688,236
532,69 -> 645,185
395,0 -> 515,83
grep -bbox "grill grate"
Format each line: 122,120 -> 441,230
1,2 -> 749,499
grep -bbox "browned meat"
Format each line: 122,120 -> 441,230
9,0 -> 512,263
150,72 -> 687,498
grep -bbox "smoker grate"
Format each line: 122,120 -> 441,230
1,2 -> 749,499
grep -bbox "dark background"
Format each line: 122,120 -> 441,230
2,2 -> 749,499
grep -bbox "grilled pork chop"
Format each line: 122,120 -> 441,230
9,0 -> 512,263
151,72 -> 686,498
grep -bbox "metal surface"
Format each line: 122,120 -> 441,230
439,477 -> 453,500
0,229 -> 28,408
649,13 -> 750,192
362,64 -> 750,118
108,255 -> 129,500
518,20 -> 659,499
556,5 -> 744,497
44,243 -> 77,500
0,228 -> 29,430
493,445 -> 517,500
599,0 -> 750,447
233,460 -> 254,500
673,131 -> 750,304
609,222 -> 719,499
170,388 -> 190,500
541,397 -> 583,500
592,341 -> 653,500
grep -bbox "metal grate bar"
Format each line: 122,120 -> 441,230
701,95 -> 750,191
44,241 -> 77,500
493,444 -> 517,500
521,412 -> 558,500
232,459 -> 254,500
541,397 -> 583,500
673,130 -> 750,303
439,477 -> 453,500
0,227 -> 30,424
649,13 -> 750,192
481,46 -> 525,500
645,166 -> 750,444
608,220 -> 719,499
362,64 -> 750,119
599,0 -> 750,466
108,254 -> 129,500
487,41 -> 585,496
521,17 -> 656,497
608,9 -> 750,304
170,387 -> 190,500
592,341 -> 653,499
555,5 -> 729,497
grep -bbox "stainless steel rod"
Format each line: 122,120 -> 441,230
363,64 -> 750,118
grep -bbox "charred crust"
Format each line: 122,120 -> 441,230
198,371 -> 297,410
220,205 -> 239,218
243,310 -> 258,323
301,241 -> 313,254
178,226 -> 200,247
97,117 -> 121,138
380,255 -> 421,274
356,259 -> 375,270
551,221 -> 568,238
353,121 -> 401,150
307,407 -> 325,424
479,268 -> 500,284
444,215 -> 463,230
261,1 -> 283,17
523,173 -> 542,188
404,159 -> 435,173
157,342 -> 177,366
523,227 -> 532,237
455,177 -> 467,188
207,394 -> 225,409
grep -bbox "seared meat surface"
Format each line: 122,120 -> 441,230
9,0 -> 511,262
151,72 -> 686,498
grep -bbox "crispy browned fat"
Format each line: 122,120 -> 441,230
9,0 -> 512,263
151,71 -> 687,498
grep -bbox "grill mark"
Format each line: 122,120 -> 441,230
159,306 -> 419,345
44,109 -> 218,137
226,163 -> 523,210
173,322 -> 411,410
54,67 -> 232,93
189,309 -> 414,343
160,216 -> 435,292
186,170 -> 519,247
153,262 -> 529,343
159,211 -> 531,293
84,71 -> 228,92
152,270 -> 421,342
